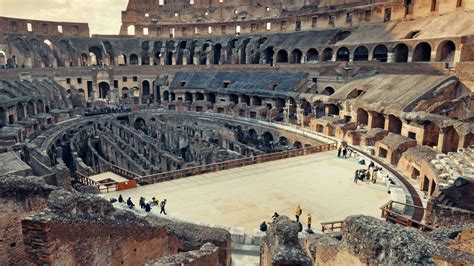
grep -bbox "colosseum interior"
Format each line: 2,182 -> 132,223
0,0 -> 473,265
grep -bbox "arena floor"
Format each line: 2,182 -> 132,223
103,151 -> 391,233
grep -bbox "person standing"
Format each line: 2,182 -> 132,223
160,199 -> 167,215
306,213 -> 312,230
139,197 -> 146,209
118,194 -> 124,203
337,146 -> 342,158
354,169 -> 359,183
295,205 -> 302,222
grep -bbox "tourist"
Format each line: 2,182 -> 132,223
145,203 -> 151,212
342,147 -> 347,158
118,194 -> 124,203
368,161 -> 375,169
126,197 -> 135,208
272,212 -> 279,222
160,199 -> 167,215
295,205 -> 302,222
354,169 -> 359,183
337,146 -> 342,157
139,197 -> 145,209
365,170 -> 371,184
260,221 -> 268,232
151,197 -> 159,206
307,213 -> 312,230
371,167 -> 378,183
298,222 -> 303,232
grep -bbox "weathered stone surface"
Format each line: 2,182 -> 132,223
146,242 -> 219,266
260,216 -> 312,266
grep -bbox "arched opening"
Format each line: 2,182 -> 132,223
371,112 -> 385,129
166,51 -> 173,65
357,108 -> 368,126
200,43 -> 210,65
336,47 -> 350,61
423,122 -> 440,147
251,96 -> 262,106
226,39 -> 237,64
213,43 -> 222,64
0,107 -> 5,127
122,87 -> 129,99
195,92 -> 204,101
275,98 -> 285,114
442,127 -> 459,153
0,50 -> 6,65
276,50 -> 288,63
264,47 -> 274,65
142,81 -> 150,96
240,39 -> 251,64
117,54 -> 127,65
16,103 -> 25,121
133,87 -> 140,98
373,45 -> 388,62
353,46 -> 369,61
413,42 -> 432,62
306,49 -> 319,63
88,46 -> 102,66
229,94 -> 238,105
261,132 -> 274,150
322,48 -> 333,61
185,92 -> 193,103
206,93 -> 216,104
36,100 -> 45,113
321,87 -> 335,95
241,95 -> 250,106
26,101 -> 35,116
98,82 -> 110,99
388,115 -> 402,134
290,49 -> 302,64
134,118 -> 146,131
141,53 -> 150,65
326,104 -> 340,116
300,99 -> 312,115
248,129 -> 258,145
437,41 -> 456,62
163,91 -> 170,102
80,53 -> 88,66
127,25 -> 135,35
393,44 -> 409,63
293,141 -> 302,149
279,136 -> 288,147
129,54 -> 139,65
9,115 -> 15,124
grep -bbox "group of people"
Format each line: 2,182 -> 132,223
337,145 -> 352,158
117,195 -> 168,215
354,161 -> 380,184
260,205 -> 312,233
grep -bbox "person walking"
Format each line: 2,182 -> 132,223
139,197 -> 145,209
306,213 -> 312,230
337,146 -> 342,158
160,199 -> 167,215
295,205 -> 302,222
354,169 -> 359,183
342,147 -> 347,158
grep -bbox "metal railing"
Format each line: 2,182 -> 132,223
380,200 -> 433,231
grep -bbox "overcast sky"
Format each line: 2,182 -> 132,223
0,0 -> 129,35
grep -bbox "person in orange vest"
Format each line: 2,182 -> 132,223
307,213 -> 312,230
295,205 -> 302,222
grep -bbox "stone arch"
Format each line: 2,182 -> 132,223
322,48 -> 333,61
98,82 -> 110,99
0,107 -> 6,126
336,47 -> 350,61
129,54 -> 139,65
393,43 -> 409,63
261,132 -> 274,149
117,54 -> 127,65
122,87 -> 129,99
388,115 -> 402,134
300,99 -> 312,115
276,49 -> 288,63
293,141 -> 302,149
229,94 -> 238,104
36,99 -> 45,113
413,42 -> 432,62
127,25 -> 135,35
241,94 -> 250,106
240,38 -> 251,64
436,40 -> 456,62
200,43 -> 210,65
133,117 -> 146,131
442,127 -> 459,153
0,50 -> 6,65
227,38 -> 238,64
279,136 -> 288,146
306,48 -> 319,63
371,112 -> 385,129
80,53 -> 88,66
373,44 -> 388,62
141,53 -> 150,65
163,91 -> 170,102
248,128 -> 258,145
353,46 -> 369,61
275,98 -> 285,113
88,46 -> 102,65
264,47 -> 274,65
321,86 -> 335,96
142,80 -> 150,96
16,103 -> 25,121
26,101 -> 35,116
357,108 -> 368,126
176,40 -> 186,65
213,43 -> 222,64
423,122 -> 440,147
290,49 -> 302,64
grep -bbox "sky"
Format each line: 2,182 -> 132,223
0,0 -> 129,35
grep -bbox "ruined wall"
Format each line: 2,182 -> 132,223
21,190 -> 232,265
0,16 -> 89,37
146,243 -> 220,266
0,175 -> 56,265
425,201 -> 474,227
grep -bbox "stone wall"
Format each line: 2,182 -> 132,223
21,189 -> 232,265
145,243 -> 220,266
0,175 -> 56,265
425,201 -> 474,227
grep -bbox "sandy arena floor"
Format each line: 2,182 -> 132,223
103,151 -> 391,233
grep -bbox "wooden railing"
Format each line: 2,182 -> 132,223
380,200 -> 433,232
135,143 -> 336,186
321,220 -> 345,233
74,143 -> 336,192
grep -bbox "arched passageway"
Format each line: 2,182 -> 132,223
290,49 -> 302,64
98,82 -> 110,99
357,108 -> 368,126
306,49 -> 319,63
353,46 -> 369,61
393,44 -> 409,63
336,47 -> 350,61
437,41 -> 456,62
276,50 -> 288,63
373,45 -> 388,62
413,42 -> 432,62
